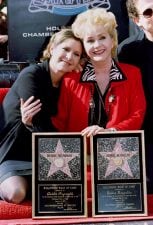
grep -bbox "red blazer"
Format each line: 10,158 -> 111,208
52,62 -> 146,132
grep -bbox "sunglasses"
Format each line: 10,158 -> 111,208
139,8 -> 153,18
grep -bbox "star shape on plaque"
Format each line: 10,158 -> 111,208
40,139 -> 79,178
100,139 -> 137,178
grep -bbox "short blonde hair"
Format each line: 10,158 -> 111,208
72,8 -> 118,58
41,28 -> 83,61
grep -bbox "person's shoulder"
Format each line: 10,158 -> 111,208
118,31 -> 144,53
18,62 -> 46,81
118,62 -> 141,78
118,62 -> 140,69
20,62 -> 43,74
12,63 -> 43,87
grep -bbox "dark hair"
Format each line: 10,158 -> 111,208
41,28 -> 84,61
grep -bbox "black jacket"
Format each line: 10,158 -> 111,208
118,32 -> 153,142
0,60 -> 59,164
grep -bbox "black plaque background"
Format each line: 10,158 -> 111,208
91,131 -> 147,217
32,133 -> 87,218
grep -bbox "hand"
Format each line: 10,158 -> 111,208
81,125 -> 105,137
74,57 -> 87,73
0,35 -> 8,44
20,96 -> 42,126
74,63 -> 83,73
104,128 -> 117,132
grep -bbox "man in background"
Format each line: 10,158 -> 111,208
118,0 -> 153,194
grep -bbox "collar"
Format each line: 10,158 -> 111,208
81,59 -> 126,83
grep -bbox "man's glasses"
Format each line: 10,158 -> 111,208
139,8 -> 153,19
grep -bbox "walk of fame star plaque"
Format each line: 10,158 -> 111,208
32,133 -> 87,218
90,130 -> 147,217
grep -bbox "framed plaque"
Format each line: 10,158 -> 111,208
32,132 -> 87,218
91,130 -> 147,217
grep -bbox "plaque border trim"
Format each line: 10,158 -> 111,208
32,132 -> 87,219
91,130 -> 148,217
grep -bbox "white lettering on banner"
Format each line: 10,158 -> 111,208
23,32 -> 53,38
28,0 -> 111,15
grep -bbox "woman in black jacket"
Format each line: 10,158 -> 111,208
0,28 -> 83,204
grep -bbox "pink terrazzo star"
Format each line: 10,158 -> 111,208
41,139 -> 79,178
100,139 -> 137,178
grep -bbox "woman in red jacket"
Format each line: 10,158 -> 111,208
51,9 -> 146,201
52,8 -> 146,136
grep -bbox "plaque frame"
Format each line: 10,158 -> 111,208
91,130 -> 147,217
32,132 -> 87,218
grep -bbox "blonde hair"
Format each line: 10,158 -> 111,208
41,28 -> 83,61
72,8 -> 118,58
126,0 -> 139,19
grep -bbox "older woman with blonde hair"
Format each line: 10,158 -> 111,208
52,8 -> 146,136
51,8 -> 146,200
